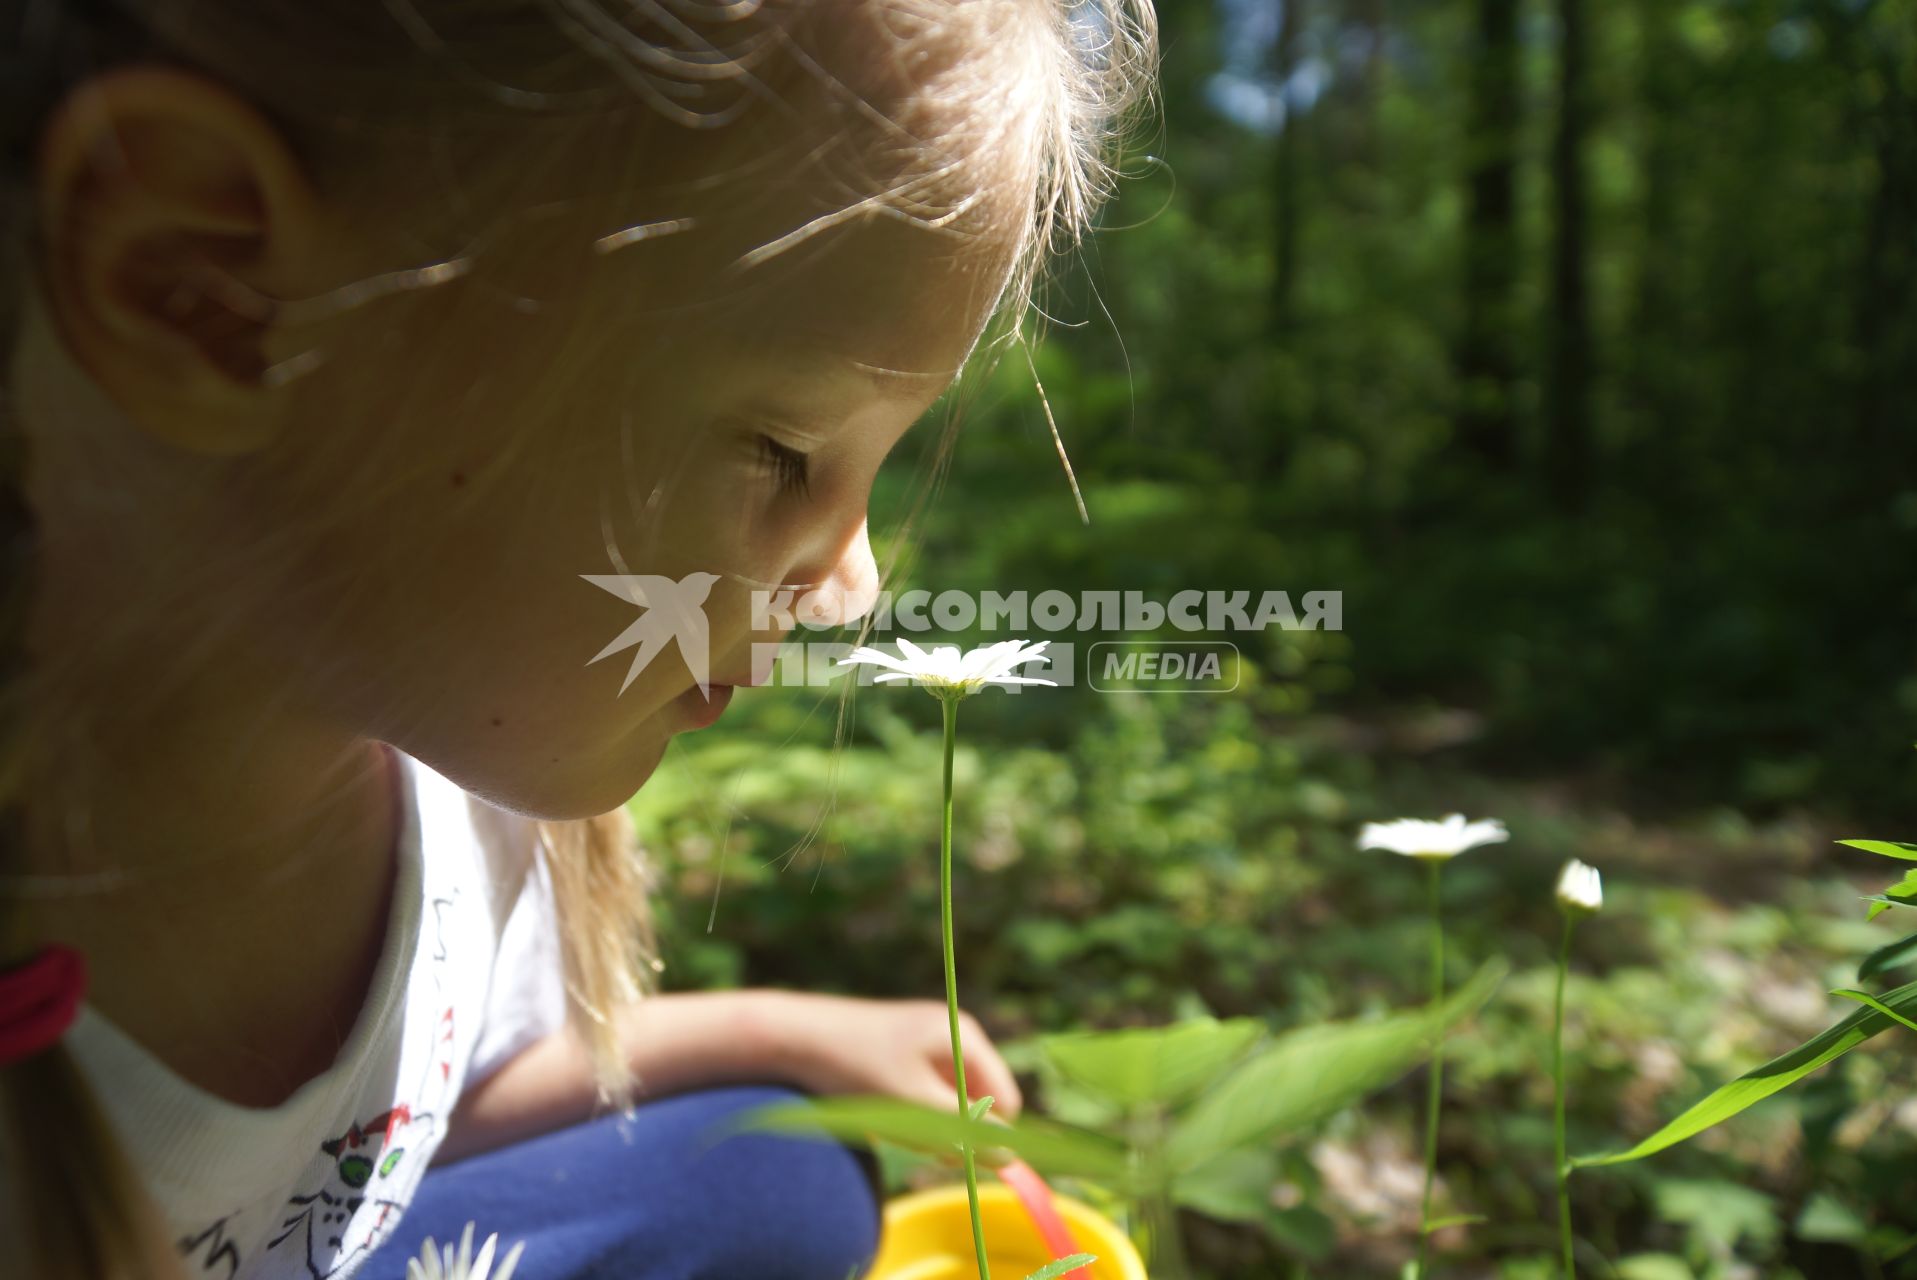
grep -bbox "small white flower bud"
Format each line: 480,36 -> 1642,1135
1556,858 -> 1603,913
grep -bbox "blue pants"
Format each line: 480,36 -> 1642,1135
360,1085 -> 883,1280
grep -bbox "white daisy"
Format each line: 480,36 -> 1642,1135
405,1223 -> 525,1280
836,637 -> 1058,699
1357,813 -> 1509,862
1555,858 -> 1603,913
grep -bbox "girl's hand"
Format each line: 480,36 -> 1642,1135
749,991 -> 1024,1120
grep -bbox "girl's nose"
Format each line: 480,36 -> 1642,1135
794,519 -> 880,628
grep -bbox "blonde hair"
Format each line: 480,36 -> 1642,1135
0,1 -> 1156,1276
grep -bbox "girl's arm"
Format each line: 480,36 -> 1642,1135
434,988 -> 1022,1165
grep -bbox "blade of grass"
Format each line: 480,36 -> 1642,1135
1573,977 -> 1917,1168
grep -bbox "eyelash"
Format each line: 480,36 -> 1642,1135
757,434 -> 812,497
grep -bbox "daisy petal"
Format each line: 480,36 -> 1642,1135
837,636 -> 1059,699
836,646 -> 913,674
470,1234 -> 497,1280
1358,815 -> 1509,861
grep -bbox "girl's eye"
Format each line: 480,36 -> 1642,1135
757,434 -> 812,497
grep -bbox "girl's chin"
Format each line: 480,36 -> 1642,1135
451,733 -> 671,823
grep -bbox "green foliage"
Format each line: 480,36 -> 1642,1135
1830,989 -> 1917,1035
1650,1179 -> 1782,1263
1612,1257 -> 1695,1280
1838,840 -> 1917,862
1574,977 -> 1917,1169
745,963 -> 1502,1268
631,2 -> 1917,1269
1858,931 -> 1917,982
735,1096 -> 1134,1185
1865,876 -> 1917,920
1846,838 -> 1917,919
645,682 -> 1917,1273
1038,1017 -> 1263,1111
1794,1190 -> 1872,1247
1164,962 -> 1506,1173
888,0 -> 1917,818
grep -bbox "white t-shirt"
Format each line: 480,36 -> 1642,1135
58,749 -> 571,1280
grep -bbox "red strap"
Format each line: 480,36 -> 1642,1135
0,946 -> 87,1067
998,1159 -> 1091,1278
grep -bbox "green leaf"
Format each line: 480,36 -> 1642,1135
1837,839 -> 1917,861
1613,1254 -> 1695,1280
1421,1213 -> 1487,1233
1858,931 -> 1917,982
1870,1226 -> 1917,1257
1830,988 -> 1917,1033
1865,871 -> 1917,920
1572,976 -> 1917,1169
1171,1148 -> 1279,1224
1022,1255 -> 1097,1280
1795,1191 -> 1870,1246
969,1096 -> 995,1122
1650,1178 -> 1779,1257
1263,1205 -> 1337,1261
1040,1017 -> 1264,1109
732,1096 -> 1135,1186
1164,960 -> 1506,1173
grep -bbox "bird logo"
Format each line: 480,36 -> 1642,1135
581,572 -> 722,697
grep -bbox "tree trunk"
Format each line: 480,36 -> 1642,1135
1270,0 -> 1306,333
1340,0 -> 1387,170
1853,49 -> 1917,471
1455,0 -> 1522,468
1625,0 -> 1681,471
1546,0 -> 1593,508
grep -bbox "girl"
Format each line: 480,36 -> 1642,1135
0,1 -> 1155,1278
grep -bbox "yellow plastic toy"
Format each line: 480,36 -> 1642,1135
866,1162 -> 1148,1280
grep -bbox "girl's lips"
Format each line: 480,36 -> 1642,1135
676,682 -> 733,730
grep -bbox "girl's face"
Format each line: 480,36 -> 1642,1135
212,113 -> 1030,819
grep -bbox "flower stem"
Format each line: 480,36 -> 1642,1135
1554,911 -> 1578,1280
1415,858 -> 1445,1280
939,696 -> 990,1280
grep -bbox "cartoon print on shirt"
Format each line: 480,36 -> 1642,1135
423,900 -> 456,1080
178,1215 -> 242,1278
423,894 -> 459,1085
355,1101 -> 445,1246
427,895 -> 452,964
265,890 -> 463,1278
266,1105 -> 426,1279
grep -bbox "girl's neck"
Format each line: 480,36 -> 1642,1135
14,306 -> 406,1106
20,715 -> 403,1106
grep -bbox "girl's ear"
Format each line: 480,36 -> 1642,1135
33,65 -> 327,455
